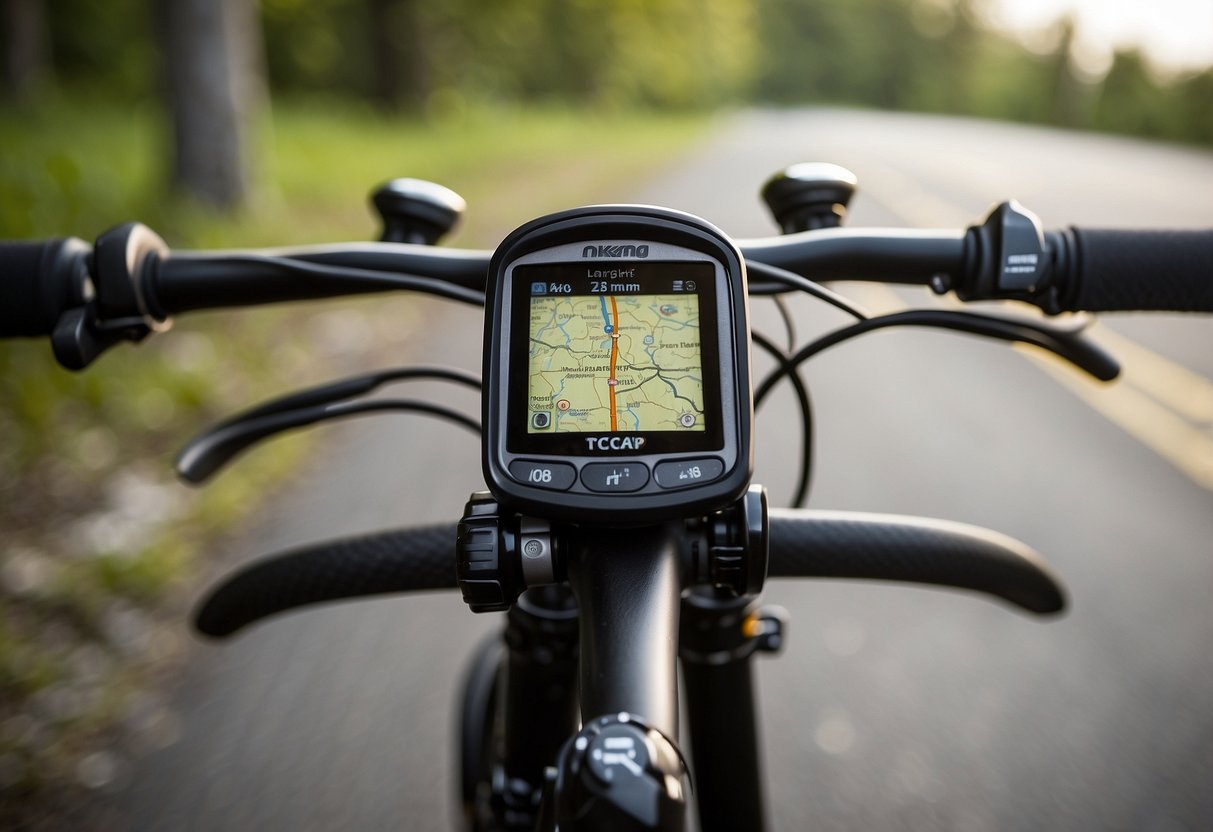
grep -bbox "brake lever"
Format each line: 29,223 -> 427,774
176,398 -> 481,483
755,304 -> 1120,407
176,366 -> 481,483
933,307 -> 1120,381
224,365 -> 480,423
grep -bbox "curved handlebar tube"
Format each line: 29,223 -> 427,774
767,509 -> 1066,614
194,510 -> 1064,639
193,524 -> 457,638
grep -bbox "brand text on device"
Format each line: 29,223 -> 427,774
584,436 -> 647,451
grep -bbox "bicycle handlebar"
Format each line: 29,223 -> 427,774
766,509 -> 1065,614
149,245 -> 491,315
3,210 -> 1210,367
739,228 -> 966,286
194,510 -> 1065,638
194,524 -> 457,637
154,224 -> 1213,315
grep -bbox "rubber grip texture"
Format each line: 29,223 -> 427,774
0,241 -> 61,336
195,524 -> 457,638
767,509 -> 1065,615
1065,228 -> 1213,312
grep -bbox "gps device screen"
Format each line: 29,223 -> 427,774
512,262 -> 724,455
483,206 -> 752,524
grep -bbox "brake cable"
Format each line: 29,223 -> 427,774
745,260 -> 870,320
769,294 -> 798,352
752,331 -> 815,507
221,366 -> 481,423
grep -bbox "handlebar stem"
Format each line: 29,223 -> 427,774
565,524 -> 683,740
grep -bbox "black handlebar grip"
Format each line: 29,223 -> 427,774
0,238 -> 91,337
1061,228 -> 1213,313
767,509 -> 1066,615
195,524 -> 457,638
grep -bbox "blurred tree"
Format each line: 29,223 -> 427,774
157,0 -> 266,209
369,0 -> 431,111
384,0 -> 754,110
922,0 -> 983,114
1175,70 -> 1213,145
1091,50 -> 1161,138
1045,17 -> 1089,128
35,0 -> 156,98
1,0 -> 51,101
752,0 -> 926,107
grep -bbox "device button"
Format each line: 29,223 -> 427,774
653,457 -> 725,489
580,462 -> 650,493
509,460 -> 577,491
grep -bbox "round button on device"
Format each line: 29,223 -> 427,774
509,460 -> 576,491
581,462 -> 649,493
653,458 -> 725,489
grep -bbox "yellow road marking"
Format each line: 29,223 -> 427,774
1084,323 -> 1213,424
1023,348 -> 1213,490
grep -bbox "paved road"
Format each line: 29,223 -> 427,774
103,110 -> 1213,830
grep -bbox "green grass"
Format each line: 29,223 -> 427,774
0,94 -> 710,821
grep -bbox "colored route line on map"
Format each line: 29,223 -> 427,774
608,295 -> 620,431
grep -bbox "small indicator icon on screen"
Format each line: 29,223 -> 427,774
531,282 -> 547,295
672,280 -> 684,291
684,281 -> 696,291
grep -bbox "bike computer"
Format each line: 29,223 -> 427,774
483,206 -> 753,523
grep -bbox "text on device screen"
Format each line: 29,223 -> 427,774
522,264 -> 712,436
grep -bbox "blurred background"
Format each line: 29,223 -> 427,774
1,0 -> 1210,828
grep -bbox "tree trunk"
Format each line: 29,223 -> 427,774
369,0 -> 430,112
158,0 -> 265,209
2,0 -> 50,101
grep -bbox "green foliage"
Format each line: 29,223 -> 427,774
257,0 -> 756,109
32,0 -> 160,103
262,0 -> 371,94
23,0 -> 1210,145
750,0 -> 1210,146
0,98 -> 162,239
1089,51 -> 1213,144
